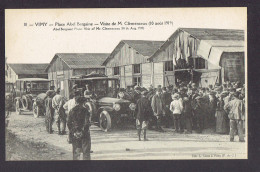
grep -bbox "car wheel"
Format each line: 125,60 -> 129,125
33,103 -> 39,118
15,100 -> 21,115
99,111 -> 112,132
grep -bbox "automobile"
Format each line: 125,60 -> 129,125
68,73 -> 136,132
5,82 -> 16,109
14,78 -> 50,117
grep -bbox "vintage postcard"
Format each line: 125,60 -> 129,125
5,8 -> 247,160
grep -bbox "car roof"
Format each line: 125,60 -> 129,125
16,78 -> 50,82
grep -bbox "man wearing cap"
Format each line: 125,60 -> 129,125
151,88 -> 164,132
136,90 -> 152,141
45,90 -> 55,134
52,88 -> 67,135
224,92 -> 245,142
67,96 -> 91,160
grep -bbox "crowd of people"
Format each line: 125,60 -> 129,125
33,80 -> 246,160
118,81 -> 246,142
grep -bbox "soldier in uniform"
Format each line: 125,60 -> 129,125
45,90 -> 55,134
224,92 -> 245,142
67,96 -> 91,160
52,88 -> 67,135
136,90 -> 152,141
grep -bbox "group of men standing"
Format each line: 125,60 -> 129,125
44,85 -> 92,160
124,81 -> 245,143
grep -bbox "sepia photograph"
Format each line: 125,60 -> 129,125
5,8 -> 247,160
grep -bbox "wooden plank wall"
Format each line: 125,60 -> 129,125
124,65 -> 133,87
105,43 -> 149,67
200,71 -> 219,87
153,62 -> 164,87
221,52 -> 244,83
142,63 -> 152,88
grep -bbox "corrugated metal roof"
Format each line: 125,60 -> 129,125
56,53 -> 109,69
122,40 -> 164,56
102,40 -> 164,66
179,28 -> 244,40
149,28 -> 245,61
46,53 -> 109,71
8,63 -> 48,75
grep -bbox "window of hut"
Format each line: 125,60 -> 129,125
133,64 -> 141,74
164,61 -> 174,71
113,67 -> 120,75
194,57 -> 206,69
133,76 -> 142,86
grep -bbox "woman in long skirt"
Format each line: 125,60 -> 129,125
215,94 -> 228,134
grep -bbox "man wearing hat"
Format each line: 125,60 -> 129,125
224,92 -> 245,142
45,90 -> 55,134
136,90 -> 152,141
151,88 -> 164,132
52,88 -> 67,135
132,85 -> 141,104
170,93 -> 183,133
161,87 -> 172,128
67,96 -> 91,160
64,91 -> 81,143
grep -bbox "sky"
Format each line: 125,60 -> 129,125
5,8 -> 247,64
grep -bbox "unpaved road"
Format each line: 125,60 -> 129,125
6,111 -> 247,160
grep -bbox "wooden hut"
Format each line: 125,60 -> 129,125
149,28 -> 245,87
6,63 -> 48,83
45,53 -> 109,98
102,40 -> 164,88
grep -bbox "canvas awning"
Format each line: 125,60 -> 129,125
197,40 -> 244,67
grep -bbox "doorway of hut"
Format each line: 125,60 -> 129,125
174,69 -> 202,87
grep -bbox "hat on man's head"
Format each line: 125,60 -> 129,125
172,93 -> 179,99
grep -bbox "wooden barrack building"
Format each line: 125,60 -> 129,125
45,53 -> 109,98
102,40 -> 164,88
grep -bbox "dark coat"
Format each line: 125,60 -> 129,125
136,96 -> 152,121
67,105 -> 91,140
183,97 -> 192,118
45,97 -> 55,119
161,91 -> 172,107
132,90 -> 141,103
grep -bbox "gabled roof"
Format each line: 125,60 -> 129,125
102,40 -> 164,66
149,28 -> 245,61
45,53 -> 110,71
179,28 -> 244,41
8,63 -> 48,75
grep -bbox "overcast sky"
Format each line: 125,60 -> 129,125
5,8 -> 246,64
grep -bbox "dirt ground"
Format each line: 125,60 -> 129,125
6,111 -> 247,160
